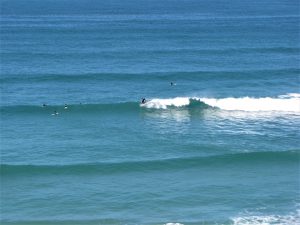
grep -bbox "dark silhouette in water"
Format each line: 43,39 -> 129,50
141,98 -> 146,104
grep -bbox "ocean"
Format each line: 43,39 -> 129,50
1,0 -> 300,224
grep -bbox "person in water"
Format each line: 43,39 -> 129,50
141,98 -> 146,104
64,104 -> 68,109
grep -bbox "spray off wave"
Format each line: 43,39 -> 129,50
142,94 -> 300,112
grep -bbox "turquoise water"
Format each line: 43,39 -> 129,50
1,0 -> 300,224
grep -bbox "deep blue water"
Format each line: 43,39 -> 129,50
1,0 -> 300,224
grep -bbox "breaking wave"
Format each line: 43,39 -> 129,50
141,97 -> 191,109
142,94 -> 300,112
2,93 -> 299,115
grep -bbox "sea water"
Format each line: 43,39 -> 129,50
1,0 -> 300,224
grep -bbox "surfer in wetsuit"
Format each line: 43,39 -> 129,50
141,98 -> 146,104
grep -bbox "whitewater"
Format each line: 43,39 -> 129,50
141,94 -> 300,112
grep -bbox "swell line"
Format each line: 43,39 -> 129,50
0,102 -> 141,115
1,151 -> 299,176
2,46 -> 299,57
1,14 -> 299,22
1,68 -> 299,83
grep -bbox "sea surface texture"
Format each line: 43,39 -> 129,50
1,0 -> 300,224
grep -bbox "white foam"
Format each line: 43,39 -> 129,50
232,213 -> 300,225
279,93 -> 300,99
140,93 -> 300,113
164,223 -> 184,225
200,96 -> 300,112
141,97 -> 190,109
